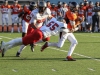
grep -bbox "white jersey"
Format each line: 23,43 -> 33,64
29,8 -> 38,24
62,7 -> 68,18
40,18 -> 69,38
29,8 -> 51,28
43,8 -> 51,16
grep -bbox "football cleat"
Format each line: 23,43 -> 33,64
31,46 -> 34,52
30,44 -> 35,52
65,56 -> 76,61
2,49 -> 5,57
1,41 -> 5,50
1,41 -> 6,57
16,52 -> 20,57
41,42 -> 48,52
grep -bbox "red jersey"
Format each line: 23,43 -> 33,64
11,4 -> 21,14
56,6 -> 63,17
23,6 -> 31,23
0,4 -> 10,14
78,7 -> 86,17
50,7 -> 57,17
87,6 -> 93,16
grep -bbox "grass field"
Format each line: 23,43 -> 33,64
0,32 -> 100,75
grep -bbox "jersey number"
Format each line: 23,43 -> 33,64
46,21 -> 59,31
26,15 -> 31,20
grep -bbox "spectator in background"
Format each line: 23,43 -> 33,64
56,1 -> 63,18
11,0 -> 21,33
83,0 -> 88,2
86,1 -> 94,32
0,0 -> 10,32
50,3 -> 57,18
92,2 -> 100,32
78,2 -> 86,32
62,2 -> 68,18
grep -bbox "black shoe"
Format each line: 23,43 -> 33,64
30,44 -> 34,52
16,52 -> 20,57
1,41 -> 5,57
2,49 -> 5,57
31,46 -> 34,52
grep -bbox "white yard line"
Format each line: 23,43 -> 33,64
0,36 -> 12,40
88,68 -> 95,71
76,34 -> 100,38
1,35 -> 100,62
38,45 -> 100,62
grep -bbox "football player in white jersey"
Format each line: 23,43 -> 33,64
41,2 -> 84,61
0,17 -> 69,57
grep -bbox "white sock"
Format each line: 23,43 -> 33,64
18,45 -> 26,53
48,42 -> 58,47
67,44 -> 76,56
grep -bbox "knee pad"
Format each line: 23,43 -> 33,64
72,40 -> 78,45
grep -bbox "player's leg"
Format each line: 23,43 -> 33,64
90,16 -> 93,32
16,20 -> 29,57
16,45 -> 26,57
5,15 -> 9,32
66,33 -> 78,61
27,24 -> 35,52
11,15 -> 15,33
20,31 -> 43,55
0,38 -> 23,57
87,16 -> 91,32
17,15 -> 20,33
17,23 -> 20,33
81,21 -> 85,32
1,15 -> 5,32
41,33 -> 67,51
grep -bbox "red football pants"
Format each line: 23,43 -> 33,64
22,29 -> 43,45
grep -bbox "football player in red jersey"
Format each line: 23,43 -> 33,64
11,0 -> 21,33
78,2 -> 86,31
50,3 -> 57,18
86,1 -> 94,32
0,0 -> 10,32
16,2 -> 38,57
